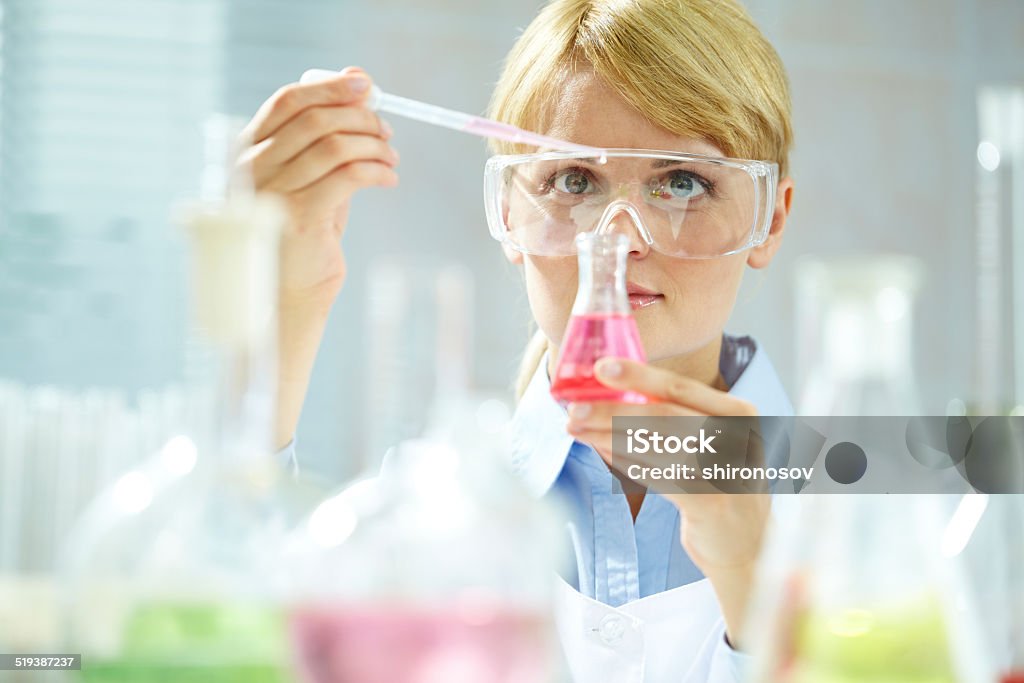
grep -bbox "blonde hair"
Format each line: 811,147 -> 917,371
489,0 -> 794,398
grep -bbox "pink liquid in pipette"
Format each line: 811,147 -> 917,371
290,604 -> 551,683
550,312 -> 649,404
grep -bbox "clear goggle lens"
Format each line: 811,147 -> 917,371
485,150 -> 778,259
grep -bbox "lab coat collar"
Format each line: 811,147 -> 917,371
508,333 -> 793,498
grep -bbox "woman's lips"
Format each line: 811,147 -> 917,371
628,293 -> 663,310
627,282 -> 662,310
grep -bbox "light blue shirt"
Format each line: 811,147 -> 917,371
509,333 -> 794,607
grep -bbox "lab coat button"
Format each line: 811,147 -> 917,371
597,614 -> 626,645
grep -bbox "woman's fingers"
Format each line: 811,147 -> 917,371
294,160 -> 399,209
246,104 -> 389,180
244,68 -> 374,143
593,358 -> 758,416
565,399 -> 700,432
263,132 -> 399,194
235,67 -> 401,241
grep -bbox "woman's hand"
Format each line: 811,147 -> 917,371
237,66 -> 399,449
238,66 -> 399,306
564,357 -> 770,649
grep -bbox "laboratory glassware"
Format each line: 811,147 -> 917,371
287,429 -> 566,683
956,493 -> 1024,679
746,495 -> 995,683
795,255 -> 923,415
284,258 -> 568,683
62,117 -> 326,682
550,232 -> 649,405
300,69 -> 605,157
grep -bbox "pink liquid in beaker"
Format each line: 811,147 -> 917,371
290,604 -> 551,683
550,312 -> 649,405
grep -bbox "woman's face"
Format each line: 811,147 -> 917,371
504,70 -> 772,371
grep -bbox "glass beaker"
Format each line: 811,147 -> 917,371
550,232 -> 648,405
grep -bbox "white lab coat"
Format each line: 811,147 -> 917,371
553,574 -> 743,683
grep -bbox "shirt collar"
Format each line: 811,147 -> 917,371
508,333 -> 793,497
508,349 -> 577,497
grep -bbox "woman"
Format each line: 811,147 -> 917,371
240,0 -> 794,680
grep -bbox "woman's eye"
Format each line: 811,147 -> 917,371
652,171 -> 708,200
552,170 -> 595,195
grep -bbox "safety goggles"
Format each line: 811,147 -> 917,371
484,149 -> 778,259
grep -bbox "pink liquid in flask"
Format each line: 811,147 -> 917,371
550,312 -> 648,404
550,232 -> 650,406
290,603 -> 551,683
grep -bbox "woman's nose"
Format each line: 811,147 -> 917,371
592,199 -> 652,257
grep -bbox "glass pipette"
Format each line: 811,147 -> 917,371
300,69 -> 607,158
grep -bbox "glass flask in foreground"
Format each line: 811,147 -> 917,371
550,232 -> 648,405
284,401 -> 569,683
956,493 -> 1024,681
287,424 -> 567,683
746,495 -> 995,683
285,259 -> 569,683
62,120 -> 326,682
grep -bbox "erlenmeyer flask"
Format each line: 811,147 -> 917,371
746,495 -> 995,683
61,117 -> 327,682
795,256 -> 923,414
550,232 -> 648,405
287,422 -> 566,683
283,261 -> 568,683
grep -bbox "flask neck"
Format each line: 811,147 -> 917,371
571,233 -> 630,316
213,318 -> 276,465
184,195 -> 286,466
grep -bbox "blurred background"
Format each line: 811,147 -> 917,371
0,0 -> 1022,608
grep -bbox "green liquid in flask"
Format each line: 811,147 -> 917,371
787,598 -> 957,683
78,602 -> 291,683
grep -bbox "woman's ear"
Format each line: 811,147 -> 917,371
500,197 -> 523,264
502,242 -> 524,265
747,176 -> 794,269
